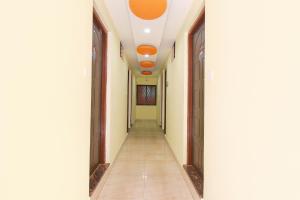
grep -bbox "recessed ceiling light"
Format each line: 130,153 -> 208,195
144,54 -> 150,58
144,28 -> 151,34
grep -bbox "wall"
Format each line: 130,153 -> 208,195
135,76 -> 158,120
205,0 -> 300,199
165,42 -> 186,165
94,0 -> 129,163
167,0 -> 300,199
165,0 -> 204,165
0,1 -> 130,199
0,0 -> 92,199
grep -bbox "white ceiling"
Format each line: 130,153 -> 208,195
103,0 -> 194,75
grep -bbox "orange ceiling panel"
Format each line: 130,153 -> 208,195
141,71 -> 152,75
129,0 -> 167,20
137,45 -> 157,55
140,61 -> 155,68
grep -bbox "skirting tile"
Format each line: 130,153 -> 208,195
183,165 -> 203,197
89,163 -> 110,196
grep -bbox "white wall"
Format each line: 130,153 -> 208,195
164,0 -> 204,165
0,0 -> 93,199
205,0 -> 300,199
105,31 -> 128,162
165,47 -> 187,164
166,0 -> 300,199
94,0 -> 129,163
0,1 -> 130,199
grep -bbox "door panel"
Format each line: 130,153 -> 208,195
90,15 -> 106,175
90,23 -> 103,174
164,70 -> 167,134
89,11 -> 108,196
192,20 -> 205,175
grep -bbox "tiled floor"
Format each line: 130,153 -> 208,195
95,120 -> 197,200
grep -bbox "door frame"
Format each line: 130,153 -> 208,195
160,72 -> 163,127
127,70 -> 132,132
164,70 -> 167,134
92,9 -> 107,165
89,9 -> 108,196
186,9 -> 205,197
187,9 -> 205,167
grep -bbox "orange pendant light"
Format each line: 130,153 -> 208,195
140,61 -> 155,68
137,45 -> 157,55
141,71 -> 152,75
129,0 -> 167,20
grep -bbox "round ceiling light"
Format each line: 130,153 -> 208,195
144,28 -> 151,34
129,0 -> 167,20
137,45 -> 157,55
140,61 -> 155,68
141,71 -> 152,75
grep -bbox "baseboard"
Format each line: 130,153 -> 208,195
90,134 -> 129,199
183,165 -> 204,198
164,136 -> 202,200
89,163 -> 110,196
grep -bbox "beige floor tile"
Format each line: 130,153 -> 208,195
95,120 -> 196,200
145,160 -> 181,177
105,174 -> 145,187
122,145 -> 145,152
144,193 -> 194,200
117,150 -> 145,161
99,183 -> 144,200
110,161 -> 145,176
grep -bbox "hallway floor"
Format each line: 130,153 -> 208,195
94,120 -> 198,200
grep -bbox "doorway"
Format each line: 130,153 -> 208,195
160,70 -> 167,133
127,70 -> 132,132
164,70 -> 167,134
89,10 -> 108,195
186,10 -> 205,197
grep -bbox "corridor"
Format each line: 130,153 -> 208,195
2,0 -> 300,200
93,121 -> 198,200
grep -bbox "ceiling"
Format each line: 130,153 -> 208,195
103,0 -> 194,76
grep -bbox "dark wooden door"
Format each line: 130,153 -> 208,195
90,21 -> 102,174
160,72 -> 163,127
164,70 -> 167,134
136,85 -> 157,105
127,70 -> 132,132
191,21 -> 205,174
90,13 -> 107,175
187,12 -> 205,197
